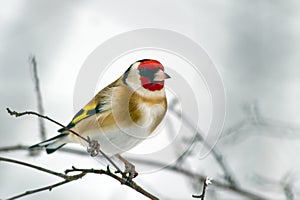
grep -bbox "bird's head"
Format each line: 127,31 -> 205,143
123,59 -> 170,93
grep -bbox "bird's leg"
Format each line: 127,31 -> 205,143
86,136 -> 100,157
117,154 -> 138,179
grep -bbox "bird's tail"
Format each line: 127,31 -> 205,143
29,133 -> 69,154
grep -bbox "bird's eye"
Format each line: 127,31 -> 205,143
139,68 -> 151,77
139,67 -> 161,81
139,68 -> 146,74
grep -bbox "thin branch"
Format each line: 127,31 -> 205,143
7,180 -> 69,200
5,109 -> 159,199
0,156 -> 86,200
29,55 -> 46,141
251,173 -> 297,200
65,167 -> 159,200
128,157 -> 265,200
0,145 -> 267,199
0,156 -> 158,200
169,100 -> 238,186
221,102 -> 300,142
192,177 -> 212,199
6,108 -> 122,174
6,108 -> 87,143
0,156 -> 68,179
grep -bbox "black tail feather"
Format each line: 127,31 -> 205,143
45,143 -> 66,154
29,133 -> 68,154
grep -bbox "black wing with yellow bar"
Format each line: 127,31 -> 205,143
58,101 -> 105,132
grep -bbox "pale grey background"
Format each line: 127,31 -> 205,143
1,0 -> 300,199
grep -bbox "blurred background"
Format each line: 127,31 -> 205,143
1,0 -> 300,199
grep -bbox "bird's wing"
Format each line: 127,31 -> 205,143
58,80 -> 118,133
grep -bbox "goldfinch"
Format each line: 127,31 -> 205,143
30,59 -> 170,177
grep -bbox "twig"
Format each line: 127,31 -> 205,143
222,102 -> 300,143
29,55 -> 46,141
0,145 -> 267,199
65,167 -> 159,200
128,157 -> 265,200
7,180 -> 70,200
192,177 -> 212,199
252,173 -> 296,200
0,156 -> 86,200
0,156 -> 69,179
0,156 -> 158,200
6,108 -> 122,174
6,108 -> 87,142
169,101 -> 238,186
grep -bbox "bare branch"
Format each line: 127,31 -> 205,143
169,99 -> 238,186
0,156 -> 158,200
4,108 -> 161,199
0,145 -> 267,199
6,108 -> 122,174
29,55 -> 46,141
7,180 -> 70,200
0,156 -> 86,200
222,102 -> 300,142
65,166 -> 159,200
129,157 -> 265,200
0,156 -> 68,179
192,177 -> 212,199
251,173 -> 297,200
6,108 -> 87,142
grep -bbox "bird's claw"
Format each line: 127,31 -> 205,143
123,161 -> 138,180
87,137 -> 100,157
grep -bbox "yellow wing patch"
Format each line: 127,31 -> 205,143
58,101 -> 104,132
71,103 -> 98,124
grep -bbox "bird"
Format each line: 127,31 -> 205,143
30,59 -> 171,178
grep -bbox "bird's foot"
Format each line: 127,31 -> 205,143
124,161 -> 138,180
117,155 -> 138,180
87,137 -> 100,157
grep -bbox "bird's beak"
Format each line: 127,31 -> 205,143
153,69 -> 171,81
